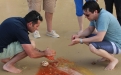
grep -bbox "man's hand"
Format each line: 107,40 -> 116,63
44,48 -> 56,56
44,48 -> 56,60
69,38 -> 80,46
71,34 -> 79,40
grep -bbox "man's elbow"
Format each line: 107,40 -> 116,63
97,37 -> 103,42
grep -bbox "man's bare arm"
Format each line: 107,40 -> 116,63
82,31 -> 106,43
22,44 -> 46,58
69,31 -> 106,46
78,26 -> 95,38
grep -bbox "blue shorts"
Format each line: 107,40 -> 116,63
87,34 -> 121,54
74,0 -> 95,16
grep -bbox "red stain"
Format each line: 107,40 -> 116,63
36,58 -> 74,75
36,66 -> 69,75
46,56 -> 55,60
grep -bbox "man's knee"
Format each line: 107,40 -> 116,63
89,44 -> 97,53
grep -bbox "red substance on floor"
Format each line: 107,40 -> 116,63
46,56 -> 55,60
36,66 -> 69,75
36,58 -> 74,75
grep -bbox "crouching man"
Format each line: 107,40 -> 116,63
0,10 -> 56,73
70,1 -> 121,70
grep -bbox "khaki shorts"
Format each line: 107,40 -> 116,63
0,42 -> 23,59
27,0 -> 57,13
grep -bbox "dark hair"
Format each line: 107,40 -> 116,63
24,10 -> 43,24
83,1 -> 101,13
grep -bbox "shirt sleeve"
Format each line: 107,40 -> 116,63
96,13 -> 110,32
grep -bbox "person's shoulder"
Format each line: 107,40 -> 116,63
9,17 -> 23,21
100,9 -> 112,16
100,9 -> 108,15
7,17 -> 26,29
98,9 -> 111,20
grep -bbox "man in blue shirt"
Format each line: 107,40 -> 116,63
70,1 -> 121,70
0,10 -> 56,73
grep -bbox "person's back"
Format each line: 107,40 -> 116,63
0,17 -> 29,53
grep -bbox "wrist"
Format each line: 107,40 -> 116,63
80,38 -> 83,44
43,51 -> 47,57
40,50 -> 46,57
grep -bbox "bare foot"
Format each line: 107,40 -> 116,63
3,64 -> 22,73
105,58 -> 118,70
1,58 -> 11,64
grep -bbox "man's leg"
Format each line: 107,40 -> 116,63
44,0 -> 59,38
45,12 -> 53,32
104,0 -> 114,13
2,40 -> 36,73
77,16 -> 83,31
74,0 -> 83,31
3,51 -> 27,73
27,0 -> 41,12
89,44 -> 118,70
45,12 -> 60,38
1,58 -> 11,64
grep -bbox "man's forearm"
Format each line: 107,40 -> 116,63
78,27 -> 93,38
82,35 -> 102,43
31,48 -> 46,58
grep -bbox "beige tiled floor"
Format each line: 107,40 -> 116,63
0,0 -> 120,75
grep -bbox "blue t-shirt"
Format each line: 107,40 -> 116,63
90,9 -> 121,49
0,17 -> 31,53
